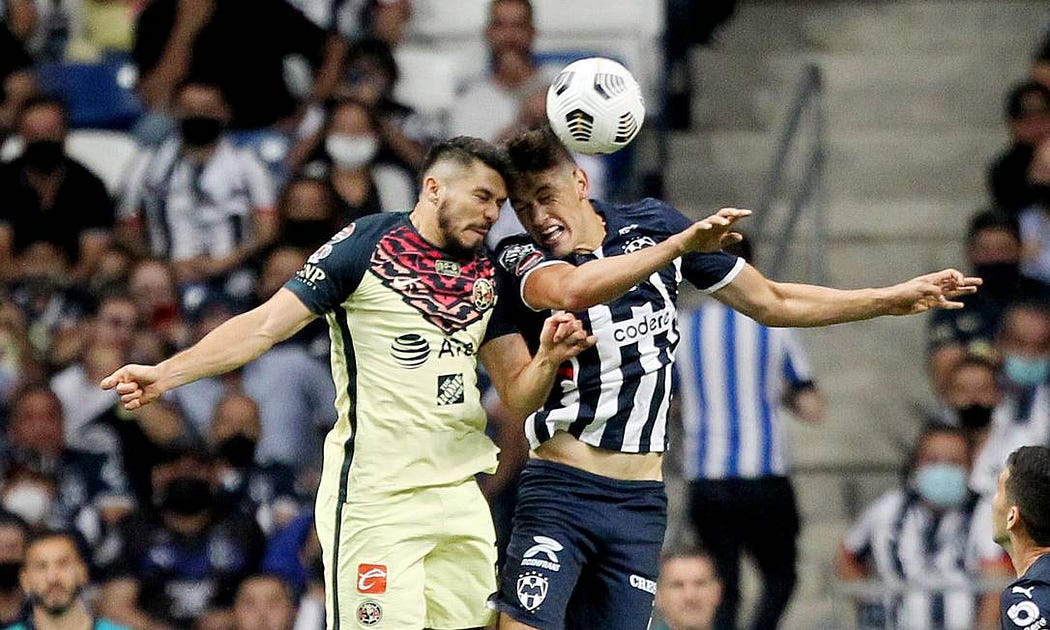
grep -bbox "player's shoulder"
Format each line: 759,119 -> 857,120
320,212 -> 405,253
1002,576 -> 1050,628
602,197 -> 677,222
490,232 -> 548,280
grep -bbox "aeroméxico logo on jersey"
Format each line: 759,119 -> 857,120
611,307 -> 674,343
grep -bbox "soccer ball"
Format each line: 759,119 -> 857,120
546,57 -> 645,155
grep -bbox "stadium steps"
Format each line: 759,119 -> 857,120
663,1 -> 1048,627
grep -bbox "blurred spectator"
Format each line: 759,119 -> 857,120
1,1 -> 37,43
170,298 -> 334,472
1,385 -> 133,531
209,393 -> 303,536
0,95 -> 116,283
278,178 -> 339,250
969,304 -> 1050,496
358,0 -> 411,49
0,298 -> 41,413
988,82 -> 1050,214
9,529 -> 129,630
937,356 -> 1001,436
98,447 -> 264,629
677,237 -> 824,630
118,81 -> 278,293
652,547 -> 722,630
291,37 -> 429,174
927,211 -> 1031,398
1019,190 -> 1050,290
835,425 -> 1006,630
1034,28 -> 1050,90
132,0 -> 343,130
0,19 -> 35,140
448,0 -> 549,142
67,0 -> 138,60
0,511 -> 28,626
126,259 -> 189,363
254,246 -> 330,359
231,574 -> 296,630
301,97 -> 415,219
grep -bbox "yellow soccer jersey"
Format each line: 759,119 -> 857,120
284,212 -> 513,501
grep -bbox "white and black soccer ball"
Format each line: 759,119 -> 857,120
546,57 -> 645,155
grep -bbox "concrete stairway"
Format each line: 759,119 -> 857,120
663,1 -> 1048,627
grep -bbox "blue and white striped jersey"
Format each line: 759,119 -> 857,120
677,302 -> 815,480
494,198 -> 743,454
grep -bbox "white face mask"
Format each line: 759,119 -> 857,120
2,483 -> 53,525
325,134 -> 379,170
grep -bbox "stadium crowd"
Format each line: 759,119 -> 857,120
0,0 -> 1049,629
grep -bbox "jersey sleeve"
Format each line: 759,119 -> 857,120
282,221 -> 377,314
656,199 -> 745,292
491,230 -> 563,312
1002,581 -> 1050,628
482,269 -> 523,344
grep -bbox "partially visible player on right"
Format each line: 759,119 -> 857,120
993,445 -> 1050,629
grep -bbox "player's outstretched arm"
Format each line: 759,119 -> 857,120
480,313 -> 596,416
524,208 -> 751,311
100,288 -> 317,409
714,264 -> 982,328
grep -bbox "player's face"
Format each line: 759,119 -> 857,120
655,556 -> 721,630
512,165 -> 599,258
992,467 -> 1014,545
434,161 -> 506,254
20,537 -> 87,616
233,577 -> 295,630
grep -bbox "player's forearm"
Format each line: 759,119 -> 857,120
753,282 -> 892,328
500,353 -> 560,416
155,308 -> 280,392
527,236 -> 687,311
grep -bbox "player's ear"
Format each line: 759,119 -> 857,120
1007,505 -> 1021,532
572,167 -> 589,200
422,175 -> 441,205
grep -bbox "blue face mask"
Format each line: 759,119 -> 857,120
914,463 -> 968,509
1004,354 -> 1050,387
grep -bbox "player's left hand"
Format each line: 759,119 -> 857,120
885,268 -> 982,315
540,312 -> 596,363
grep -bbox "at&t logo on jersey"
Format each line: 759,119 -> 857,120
357,564 -> 387,594
612,308 -> 673,343
390,334 -> 430,368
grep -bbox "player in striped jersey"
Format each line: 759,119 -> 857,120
493,127 -> 984,630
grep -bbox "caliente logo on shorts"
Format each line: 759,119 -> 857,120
521,535 -> 563,572
357,564 -> 387,594
516,571 -> 548,612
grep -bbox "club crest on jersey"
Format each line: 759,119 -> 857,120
623,235 -> 656,254
472,278 -> 495,311
516,571 -> 548,612
356,600 -> 382,626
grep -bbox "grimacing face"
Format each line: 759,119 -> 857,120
429,160 -> 506,254
656,555 -> 722,630
511,165 -> 597,258
20,537 -> 88,616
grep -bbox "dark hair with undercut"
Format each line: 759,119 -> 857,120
24,529 -> 88,564
504,126 -> 576,177
966,209 -> 1020,246
419,136 -> 512,185
659,545 -> 719,577
1006,446 -> 1050,546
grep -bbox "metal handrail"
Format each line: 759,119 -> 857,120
752,63 -> 828,283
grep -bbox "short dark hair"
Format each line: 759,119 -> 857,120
419,136 -> 512,185
901,424 -> 969,482
1006,81 -> 1050,120
347,38 -> 400,85
966,209 -> 1020,246
489,0 -> 534,24
0,511 -> 30,545
659,546 -> 718,577
24,529 -> 87,564
16,94 -> 69,129
236,573 -> 297,603
1006,446 -> 1050,546
504,126 -> 575,178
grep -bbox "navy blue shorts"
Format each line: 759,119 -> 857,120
496,459 -> 667,629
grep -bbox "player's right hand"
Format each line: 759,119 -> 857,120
679,207 -> 752,253
100,364 -> 164,410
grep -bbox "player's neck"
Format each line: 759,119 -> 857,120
571,200 -> 606,254
409,205 -> 448,250
32,601 -> 92,630
1010,539 -> 1050,578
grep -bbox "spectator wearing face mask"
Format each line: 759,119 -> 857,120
927,211 -> 1035,398
118,81 -> 278,295
937,356 -> 1003,436
97,446 -> 264,629
302,97 -> 415,222
0,95 -> 116,283
278,178 -> 340,250
0,511 -> 29,626
835,425 -> 1007,630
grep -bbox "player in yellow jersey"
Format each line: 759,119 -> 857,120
100,136 -> 751,629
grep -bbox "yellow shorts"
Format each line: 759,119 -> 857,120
315,479 -> 498,629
